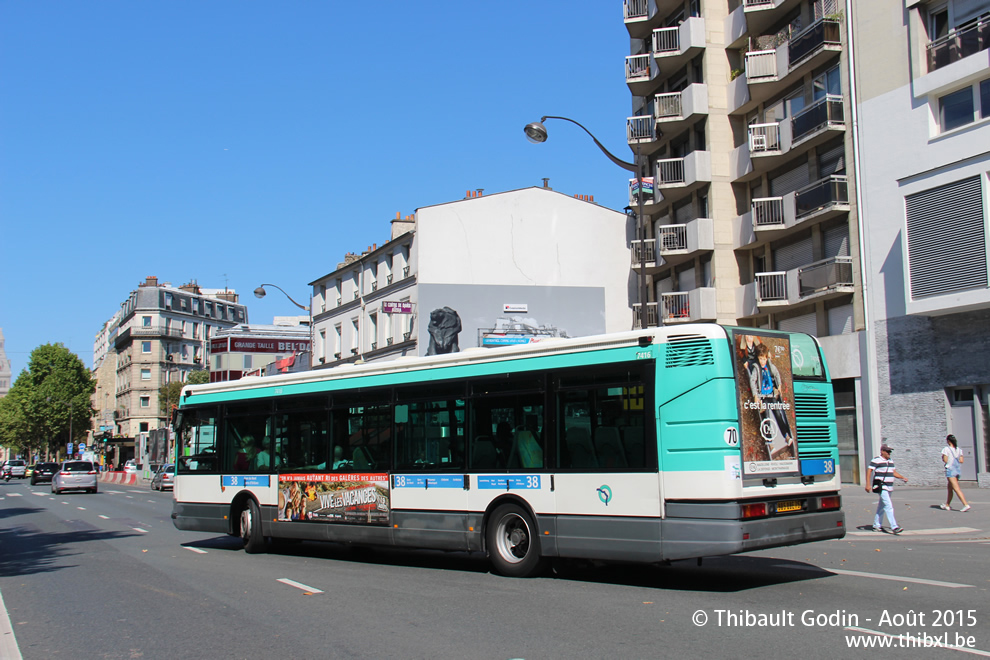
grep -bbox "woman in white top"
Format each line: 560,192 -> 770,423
940,434 -> 970,512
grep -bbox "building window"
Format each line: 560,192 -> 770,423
243,355 -> 252,369
142,341 -> 152,353
192,299 -> 199,314
165,293 -> 173,309
142,316 -> 152,327
982,79 -> 990,119
940,87 -> 974,131
140,396 -> 150,408
140,422 -> 149,433
141,368 -> 151,380
193,322 -> 199,339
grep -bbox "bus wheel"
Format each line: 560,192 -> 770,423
486,504 -> 546,578
240,500 -> 265,554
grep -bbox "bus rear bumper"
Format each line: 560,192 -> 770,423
660,510 -> 845,561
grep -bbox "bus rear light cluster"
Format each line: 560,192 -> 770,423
819,496 -> 841,510
741,503 -> 767,519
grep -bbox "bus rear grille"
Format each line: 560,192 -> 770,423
664,335 -> 714,368
794,393 -> 829,418
799,449 -> 833,460
796,424 -> 831,444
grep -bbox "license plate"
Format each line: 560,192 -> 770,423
777,500 -> 802,513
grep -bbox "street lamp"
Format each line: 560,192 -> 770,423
255,283 -> 314,370
524,115 -> 658,329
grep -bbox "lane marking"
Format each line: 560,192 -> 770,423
125,496 -> 133,499
277,578 -> 324,594
0,589 -> 23,660
846,626 -> 990,656
5,493 -> 21,498
106,490 -> 124,494
776,564 -> 974,588
185,547 -> 207,554
847,526 -> 980,537
132,528 -> 148,534
77,507 -> 86,511
98,515 -> 110,520
32,493 -> 45,497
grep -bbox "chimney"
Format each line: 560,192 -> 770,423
141,276 -> 159,287
542,178 -> 550,189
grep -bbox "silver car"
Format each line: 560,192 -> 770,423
151,464 -> 174,491
52,460 -> 99,494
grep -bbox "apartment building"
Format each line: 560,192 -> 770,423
309,187 -> 632,367
106,276 -> 246,438
852,0 -> 990,485
623,0 -> 865,479
210,321 -> 311,381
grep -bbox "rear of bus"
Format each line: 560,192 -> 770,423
657,327 -> 844,561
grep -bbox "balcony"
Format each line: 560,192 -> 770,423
791,94 -> 844,145
740,256 -> 854,314
649,151 -> 711,206
625,54 -> 660,95
632,302 -> 660,329
651,17 -> 705,71
627,114 -> 657,146
624,0 -> 658,38
631,217 -> 715,273
660,287 -> 717,323
927,17 -> 990,72
629,84 -> 710,153
733,175 -> 850,248
730,18 -> 842,115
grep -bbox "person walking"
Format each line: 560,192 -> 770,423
865,444 -> 908,533
940,434 -> 970,512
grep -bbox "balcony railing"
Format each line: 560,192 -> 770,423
744,0 -> 775,7
626,54 -> 652,80
755,272 -> 788,302
795,174 -> 848,218
788,18 -> 841,67
927,16 -> 990,72
661,292 -> 691,321
653,26 -> 679,54
745,49 -> 777,80
624,0 -> 649,20
657,224 -> 688,251
627,115 -> 655,142
752,197 -> 785,226
132,326 -> 185,338
632,302 -> 660,328
749,122 -> 781,152
655,91 -> 682,118
656,157 -> 685,184
799,256 -> 853,297
631,238 -> 656,266
791,94 -> 843,142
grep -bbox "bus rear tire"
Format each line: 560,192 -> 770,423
486,503 -> 546,578
240,499 -> 265,554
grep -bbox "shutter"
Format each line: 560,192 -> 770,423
818,142 -> 846,176
828,304 -> 854,335
674,200 -> 693,223
770,161 -> 810,196
777,312 -> 818,336
905,176 -> 987,298
678,267 -> 695,290
954,0 -> 988,25
774,236 -> 814,271
824,225 -> 850,258
657,276 -> 674,293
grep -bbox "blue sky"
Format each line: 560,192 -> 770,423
1,1 -> 634,379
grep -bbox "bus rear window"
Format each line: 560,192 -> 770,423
789,334 -> 825,380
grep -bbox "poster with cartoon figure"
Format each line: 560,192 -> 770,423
732,331 -> 799,477
277,473 -> 390,525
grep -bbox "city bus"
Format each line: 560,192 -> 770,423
171,325 -> 843,577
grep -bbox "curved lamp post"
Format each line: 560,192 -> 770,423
524,115 -> 655,329
255,283 -> 314,370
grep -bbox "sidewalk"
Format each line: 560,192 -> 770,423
840,482 -> 987,538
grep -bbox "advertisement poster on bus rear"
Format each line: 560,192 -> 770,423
277,473 -> 390,525
732,331 -> 799,477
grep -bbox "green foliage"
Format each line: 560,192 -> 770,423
159,381 -> 184,415
187,369 -> 210,385
0,343 -> 95,456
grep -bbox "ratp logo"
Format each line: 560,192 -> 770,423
597,484 -> 612,506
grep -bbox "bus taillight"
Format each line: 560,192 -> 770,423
741,503 -> 767,519
819,496 -> 841,510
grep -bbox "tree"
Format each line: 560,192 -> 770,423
0,377 -> 34,454
159,381 -> 183,416
187,370 -> 210,385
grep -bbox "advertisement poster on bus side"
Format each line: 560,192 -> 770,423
277,473 -> 390,525
732,331 -> 799,477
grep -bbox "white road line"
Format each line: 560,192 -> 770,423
846,626 -> 990,656
847,526 -> 980,537
76,507 -> 86,510
98,515 -> 110,520
6,493 -> 21,497
132,528 -> 148,534
125,496 -> 133,499
106,490 -> 124,494
128,490 -> 144,493
0,590 -> 23,660
277,578 -> 324,594
776,564 -> 974,589
61,501 -> 69,505
32,492 -> 45,497
185,547 -> 207,554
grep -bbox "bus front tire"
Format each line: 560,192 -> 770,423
486,503 -> 546,578
240,499 -> 265,554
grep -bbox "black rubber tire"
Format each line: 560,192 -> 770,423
240,499 -> 266,554
486,503 -> 547,578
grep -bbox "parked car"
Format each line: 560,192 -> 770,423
52,460 -> 98,494
4,459 -> 27,479
151,464 -> 174,491
123,459 -> 138,475
25,464 -> 35,479
31,462 -> 59,485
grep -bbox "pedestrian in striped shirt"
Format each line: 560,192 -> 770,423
866,444 -> 908,534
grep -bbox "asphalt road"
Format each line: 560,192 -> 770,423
1,479 -> 988,659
